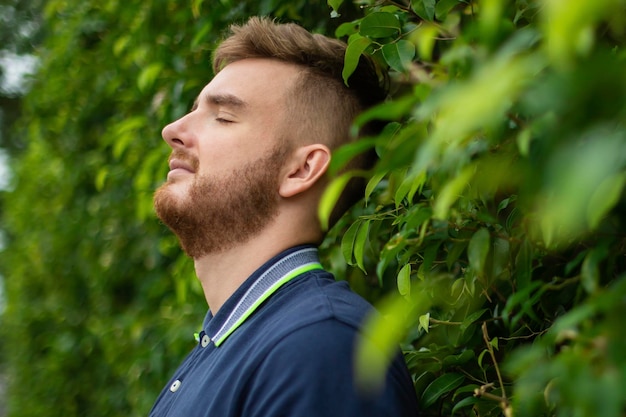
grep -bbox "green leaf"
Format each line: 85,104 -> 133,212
565,250 -> 587,276
397,263 -> 412,297
497,195 -> 516,213
112,116 -> 146,159
442,349 -> 474,366
319,172 -> 353,231
403,204 -> 431,232
327,0 -> 344,14
517,128 -> 532,157
421,372 -> 465,408
354,219 -> 371,272
535,129 -> 626,247
515,240 -> 533,290
191,22 -> 213,48
381,123 -> 428,172
451,396 -> 480,415
435,0 -> 461,20
377,232 -> 409,278
191,0 -> 204,18
335,21 -> 359,38
460,308 -> 488,332
491,237 -> 510,279
356,291 -> 431,392
393,168 -> 412,207
432,165 -> 475,219
365,171 -> 386,203
490,337 -> 499,350
341,220 -> 361,265
406,170 -> 427,203
359,12 -> 401,38
587,172 -> 626,229
382,40 -> 416,73
353,97 -> 416,132
412,0 -> 436,21
419,312 -> 430,333
477,349 -> 489,370
411,24 -> 439,61
137,62 -> 163,92
421,241 -> 441,274
581,245 -> 609,294
413,370 -> 438,394
342,35 -> 372,84
95,167 -> 108,191
113,35 -> 130,57
328,137 -> 378,176
446,239 -> 468,270
453,383 -> 481,399
501,281 -> 543,325
450,278 -> 465,300
550,277 -> 626,338
468,228 -> 490,276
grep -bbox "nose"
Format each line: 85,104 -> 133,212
161,115 -> 190,149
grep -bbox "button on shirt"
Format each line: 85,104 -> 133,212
149,246 -> 419,417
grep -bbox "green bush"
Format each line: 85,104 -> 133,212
1,0 -> 624,416
323,1 -> 626,415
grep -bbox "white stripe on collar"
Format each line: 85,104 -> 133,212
211,247 -> 323,347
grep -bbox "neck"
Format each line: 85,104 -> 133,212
192,221 -> 319,314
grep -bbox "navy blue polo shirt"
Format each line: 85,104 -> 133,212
149,246 -> 419,417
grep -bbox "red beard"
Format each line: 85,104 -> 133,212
154,146 -> 288,258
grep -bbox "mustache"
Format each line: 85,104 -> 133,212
168,149 -> 200,172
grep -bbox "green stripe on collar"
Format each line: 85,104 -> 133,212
213,262 -> 322,347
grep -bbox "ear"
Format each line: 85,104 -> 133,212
279,144 -> 331,198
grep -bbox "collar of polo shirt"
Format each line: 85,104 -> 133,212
206,247 -> 323,347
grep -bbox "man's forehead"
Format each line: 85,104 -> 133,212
192,92 -> 248,112
190,59 -> 300,113
210,59 -> 298,95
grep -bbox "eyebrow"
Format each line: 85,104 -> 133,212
191,93 -> 248,112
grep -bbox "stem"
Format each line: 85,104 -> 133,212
385,0 -> 412,12
474,389 -> 505,403
429,318 -> 462,326
474,382 -> 514,417
481,322 -> 507,401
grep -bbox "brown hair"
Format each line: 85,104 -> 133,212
213,17 -> 388,228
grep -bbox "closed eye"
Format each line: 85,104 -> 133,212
216,117 -> 234,124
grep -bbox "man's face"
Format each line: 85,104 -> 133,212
154,59 -> 300,258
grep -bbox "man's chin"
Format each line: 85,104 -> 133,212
154,182 -> 187,222
156,179 -> 191,201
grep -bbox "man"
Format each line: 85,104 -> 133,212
150,16 -> 419,417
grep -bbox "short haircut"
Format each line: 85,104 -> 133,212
213,16 -> 388,228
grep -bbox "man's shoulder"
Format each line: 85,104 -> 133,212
266,268 -> 373,328
241,274 -> 419,417
227,268 -> 373,355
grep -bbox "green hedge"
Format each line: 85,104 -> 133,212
1,0 -> 625,416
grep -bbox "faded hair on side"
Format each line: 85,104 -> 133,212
213,16 -> 388,228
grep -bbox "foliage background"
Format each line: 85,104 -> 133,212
0,0 -> 625,416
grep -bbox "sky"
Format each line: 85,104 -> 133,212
0,51 -> 38,192
0,52 -> 38,312
0,148 -> 8,191
0,51 -> 38,95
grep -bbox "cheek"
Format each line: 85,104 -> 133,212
196,124 -> 280,173
197,148 -> 260,176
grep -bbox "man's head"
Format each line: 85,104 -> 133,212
154,17 -> 387,258
214,17 -> 387,222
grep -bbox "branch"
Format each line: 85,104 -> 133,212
481,323 -> 506,398
428,317 -> 462,326
474,382 -> 514,417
